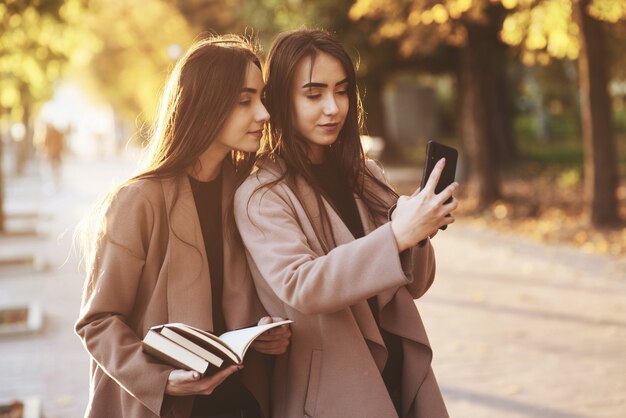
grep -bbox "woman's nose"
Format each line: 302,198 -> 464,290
256,103 -> 270,122
323,95 -> 339,116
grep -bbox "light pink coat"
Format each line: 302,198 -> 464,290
234,159 -> 448,418
75,162 -> 269,418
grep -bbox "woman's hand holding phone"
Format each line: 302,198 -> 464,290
391,158 -> 459,252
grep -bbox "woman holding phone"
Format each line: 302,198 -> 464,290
75,36 -> 290,418
234,29 -> 456,417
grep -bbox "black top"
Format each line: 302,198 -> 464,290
189,175 -> 225,334
188,175 -> 260,417
309,160 -> 404,411
310,160 -> 365,239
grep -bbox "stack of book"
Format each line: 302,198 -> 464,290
142,320 -> 292,375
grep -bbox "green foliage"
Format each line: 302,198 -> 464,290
500,0 -> 626,65
77,0 -> 195,123
518,137 -> 583,166
349,0 -> 491,56
514,114 -> 538,141
0,0 -> 89,120
615,108 -> 626,134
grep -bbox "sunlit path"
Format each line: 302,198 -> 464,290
0,154 -> 138,418
422,223 -> 626,418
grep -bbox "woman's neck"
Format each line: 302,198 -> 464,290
308,144 -> 325,164
188,142 -> 229,181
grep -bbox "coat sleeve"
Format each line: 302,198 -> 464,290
74,185 -> 173,416
234,178 -> 415,315
364,160 -> 437,299
403,242 -> 436,298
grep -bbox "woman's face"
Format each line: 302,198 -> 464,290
291,52 -> 349,163
213,62 -> 269,154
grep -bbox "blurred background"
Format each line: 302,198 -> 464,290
0,0 -> 625,417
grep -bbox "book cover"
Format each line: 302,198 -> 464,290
143,330 -> 210,374
142,319 -> 293,370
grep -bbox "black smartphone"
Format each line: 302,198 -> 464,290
418,141 -> 458,246
419,140 -> 458,196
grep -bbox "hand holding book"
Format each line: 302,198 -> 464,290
165,365 -> 241,396
251,316 -> 292,355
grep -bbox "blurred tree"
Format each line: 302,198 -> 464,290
520,61 -> 580,142
169,0 -> 456,160
352,0 -> 625,225
0,0 -> 87,231
350,0 -> 513,209
78,0 -> 195,128
499,0 -> 625,227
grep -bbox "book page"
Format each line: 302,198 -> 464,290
218,320 -> 293,362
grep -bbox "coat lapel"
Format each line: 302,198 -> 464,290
356,185 -> 435,417
355,193 -> 432,343
383,289 -> 433,417
162,175 -> 214,330
291,173 -> 401,372
221,160 -> 266,330
301,185 -> 388,370
220,161 -> 270,418
161,162 -> 265,331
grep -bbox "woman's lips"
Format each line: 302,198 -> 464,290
248,129 -> 263,139
318,122 -> 340,133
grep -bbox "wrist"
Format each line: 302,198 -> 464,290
391,220 -> 410,252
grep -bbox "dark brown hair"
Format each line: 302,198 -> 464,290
257,29 -> 397,252
141,35 -> 261,180
77,35 -> 262,292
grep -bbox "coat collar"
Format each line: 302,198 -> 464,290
162,170 -> 213,330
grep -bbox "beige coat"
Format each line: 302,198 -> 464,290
234,159 -> 448,418
75,162 -> 269,418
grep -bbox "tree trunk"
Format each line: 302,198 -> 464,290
15,94 -> 33,176
459,22 -> 501,209
0,113 -> 5,233
489,41 -> 517,162
575,0 -> 621,227
360,75 -> 401,161
493,66 -> 517,162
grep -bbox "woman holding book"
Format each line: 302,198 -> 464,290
75,36 -> 290,418
234,29 -> 457,417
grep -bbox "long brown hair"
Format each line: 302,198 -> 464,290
256,29 -> 397,252
77,35 -> 261,292
142,35 -> 261,179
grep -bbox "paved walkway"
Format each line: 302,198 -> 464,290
0,155 -> 137,418
0,156 -> 624,418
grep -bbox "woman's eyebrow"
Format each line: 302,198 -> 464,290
241,87 -> 257,93
301,82 -> 326,89
301,78 -> 349,89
